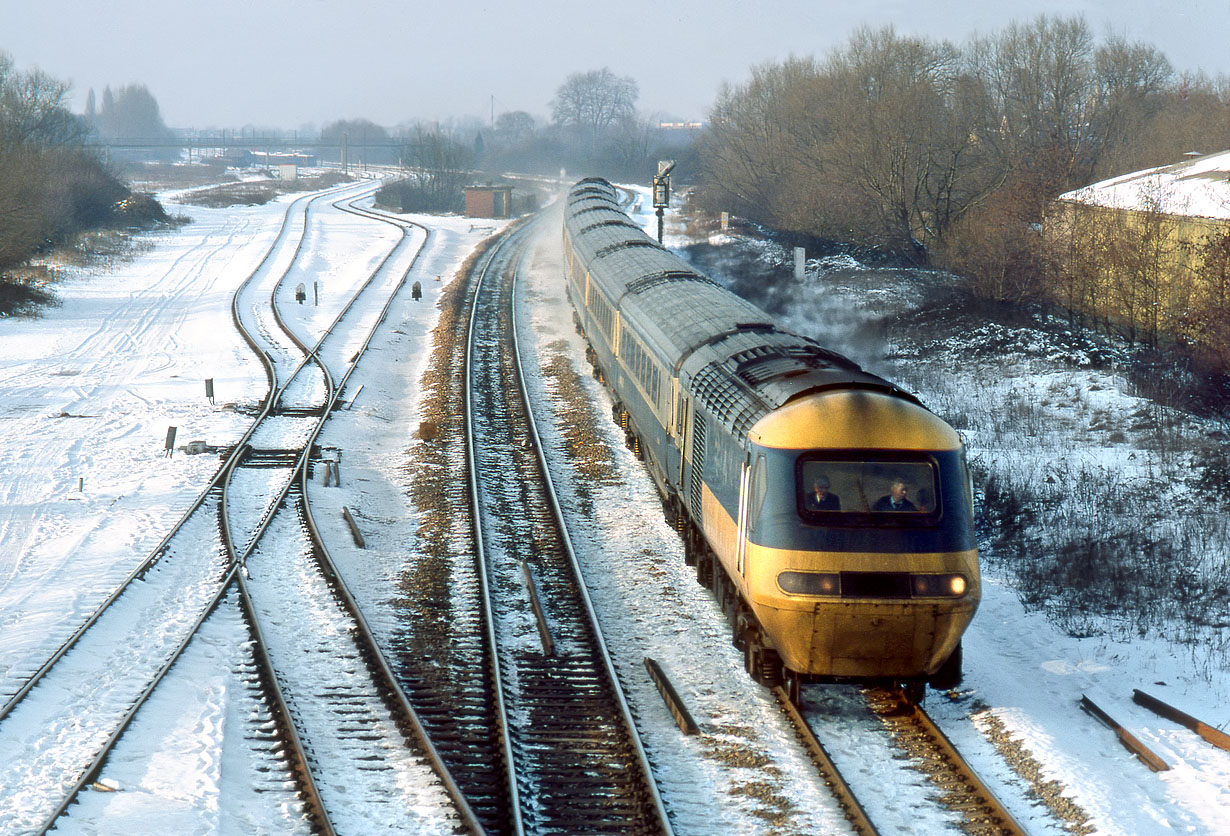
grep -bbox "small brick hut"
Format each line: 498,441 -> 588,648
464,185 -> 512,219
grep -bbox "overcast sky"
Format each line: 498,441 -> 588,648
3,0 -> 1229,132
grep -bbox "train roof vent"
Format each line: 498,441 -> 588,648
571,204 -> 614,218
729,344 -> 860,385
690,365 -> 770,435
625,270 -> 719,294
594,240 -> 660,259
580,218 -> 639,234
568,189 -> 613,206
691,365 -> 747,410
571,180 -> 611,194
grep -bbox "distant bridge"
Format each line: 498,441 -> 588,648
85,135 -> 403,151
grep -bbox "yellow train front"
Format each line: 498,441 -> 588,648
562,178 -> 979,699
735,389 -> 979,696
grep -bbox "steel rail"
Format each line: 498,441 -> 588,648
219,178 -> 443,835
34,432 -> 252,833
233,573 -> 336,835
33,563 -> 247,834
233,183 -> 485,831
0,181 -> 357,724
1132,688 -> 1230,752
26,178 -> 417,833
285,196 -> 486,834
460,213 -> 673,833
870,690 -> 1029,836
264,184 -> 384,411
295,451 -> 486,835
508,223 -> 674,834
463,231 -> 525,835
771,687 -> 881,836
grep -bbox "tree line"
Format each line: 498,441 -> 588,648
0,54 -> 168,312
694,15 -> 1230,366
85,83 -> 174,144
376,66 -> 696,212
481,67 -> 694,182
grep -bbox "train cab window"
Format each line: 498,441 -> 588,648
797,457 -> 939,523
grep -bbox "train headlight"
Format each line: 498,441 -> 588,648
778,571 -> 840,596
911,574 -> 968,597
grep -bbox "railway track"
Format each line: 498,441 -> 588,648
776,684 -> 1029,836
385,216 -> 672,835
0,179 -> 479,833
233,188 -> 482,833
468,218 -> 671,834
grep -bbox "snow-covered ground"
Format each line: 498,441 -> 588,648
637,189 -> 1230,835
1,174 -> 1228,834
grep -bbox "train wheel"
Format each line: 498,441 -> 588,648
899,680 -> 926,705
744,639 -> 761,682
734,611 -> 757,652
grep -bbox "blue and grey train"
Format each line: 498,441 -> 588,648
562,178 -> 978,700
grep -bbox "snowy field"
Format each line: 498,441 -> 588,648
1,175 -> 1228,834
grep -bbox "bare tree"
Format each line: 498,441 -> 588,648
494,110 -> 535,143
820,26 -> 993,259
386,126 -> 474,212
700,59 -> 819,226
0,55 -> 86,147
0,53 -> 142,283
550,68 -> 638,152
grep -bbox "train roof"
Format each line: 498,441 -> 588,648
565,179 -> 920,439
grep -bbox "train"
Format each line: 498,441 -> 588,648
561,178 -> 979,701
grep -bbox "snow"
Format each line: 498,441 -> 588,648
637,187 -> 1230,835
1,173 -> 1228,834
1059,148 -> 1230,220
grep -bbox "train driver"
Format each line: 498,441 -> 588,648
805,476 -> 841,511
873,479 -> 917,512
